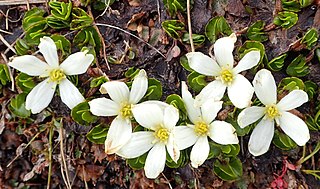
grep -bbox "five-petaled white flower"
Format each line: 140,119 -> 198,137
237,69 -> 310,156
186,33 -> 260,108
117,102 -> 180,179
175,82 -> 239,168
8,36 -> 94,114
89,70 -> 148,154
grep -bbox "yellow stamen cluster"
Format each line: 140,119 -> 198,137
49,68 -> 65,83
265,104 -> 280,120
120,103 -> 133,118
155,126 -> 169,142
220,69 -> 234,85
194,121 -> 209,136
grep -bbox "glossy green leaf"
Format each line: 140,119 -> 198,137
281,0 -> 301,12
301,28 -> 318,49
46,16 -> 70,29
163,0 -> 187,17
214,157 -> 243,181
166,94 -> 187,120
71,101 -> 98,126
92,0 -> 116,11
246,20 -> 268,42
273,11 -> 298,29
278,77 -> 305,91
226,116 -> 252,137
180,55 -> 193,72
73,26 -> 102,52
0,64 -> 10,86
15,39 -> 31,55
182,33 -> 206,46
125,67 -> 140,79
166,149 -> 189,168
273,130 -> 297,150
51,34 -> 71,56
15,73 -> 36,93
24,21 -> 48,45
49,1 -> 72,21
86,124 -> 109,144
286,55 -> 309,77
187,71 -> 207,93
266,54 -> 287,72
90,76 -> 109,88
304,81 -> 317,100
299,0 -> 314,8
143,78 -> 162,100
306,113 -> 320,131
127,153 -> 147,170
22,7 -> 46,31
70,8 -> 93,30
8,93 -> 31,118
205,16 -> 232,42
238,41 -> 265,69
161,20 -> 185,39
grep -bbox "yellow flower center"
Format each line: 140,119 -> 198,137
120,103 -> 133,118
194,121 -> 209,136
220,68 -> 234,85
265,104 -> 280,120
154,126 -> 169,142
49,68 -> 65,83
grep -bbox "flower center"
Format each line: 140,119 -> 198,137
154,126 -> 169,142
220,68 -> 234,85
49,68 -> 65,83
265,104 -> 280,120
120,103 -> 133,118
194,121 -> 209,136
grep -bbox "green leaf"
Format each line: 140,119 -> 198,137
71,102 -> 98,126
214,157 -> 243,181
0,64 -> 10,86
125,67 -> 140,79
161,20 -> 185,39
163,0 -> 187,17
22,7 -> 46,31
15,39 -> 31,55
24,20 -> 48,45
143,78 -> 162,100
278,77 -> 305,91
73,26 -> 102,52
281,0 -> 301,12
304,81 -> 317,100
180,55 -> 193,72
299,0 -> 314,8
51,34 -> 71,56
273,130 -> 297,150
15,73 -> 36,93
182,33 -> 206,46
226,116 -> 251,137
246,20 -> 268,42
86,124 -> 109,144
187,71 -> 207,93
166,94 -> 187,120
205,16 -> 232,42
8,93 -> 31,118
70,8 -> 93,30
273,11 -> 298,29
92,0 -> 116,11
90,76 -> 109,88
306,113 -> 320,131
238,41 -> 265,70
49,1 -> 72,21
286,55 -> 309,77
127,153 -> 147,170
301,28 -> 318,49
166,149 -> 189,168
266,54 -> 287,72
46,15 -> 70,29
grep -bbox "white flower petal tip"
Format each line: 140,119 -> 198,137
228,74 -> 254,109
60,52 -> 94,75
8,55 -> 49,76
253,69 -> 277,105
237,106 -> 265,128
129,69 -> 148,104
59,79 -> 85,109
190,137 -> 210,168
185,52 -> 221,76
233,51 -> 260,74
229,33 -> 237,43
88,98 -> 120,117
277,90 -> 308,111
39,36 -> 59,67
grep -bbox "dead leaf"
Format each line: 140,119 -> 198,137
128,0 -> 140,6
91,144 -> 108,163
127,12 -> 146,31
77,165 -> 105,182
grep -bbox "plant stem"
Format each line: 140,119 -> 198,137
47,125 -> 53,189
187,0 -> 194,52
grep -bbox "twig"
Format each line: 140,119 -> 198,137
187,0 -> 194,52
4,32 -> 25,55
0,34 -> 16,54
82,166 -> 89,189
161,173 -> 173,189
47,125 -> 53,189
95,0 -> 111,19
156,0 -> 161,24
0,0 -> 46,5
1,53 -> 15,91
0,29 -> 13,35
96,23 -> 166,58
60,125 -> 72,189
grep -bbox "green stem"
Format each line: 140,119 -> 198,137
302,170 -> 320,180
47,125 -> 54,189
298,141 -> 320,165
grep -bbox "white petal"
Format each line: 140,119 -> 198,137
60,52 -> 94,75
39,36 -> 59,67
277,90 -> 308,111
88,97 -> 120,116
117,131 -> 154,158
132,103 -> 163,130
201,100 -> 223,124
174,126 -> 198,150
278,112 -> 310,146
59,79 -> 85,109
9,55 -> 49,76
144,143 -> 166,179
190,136 -> 209,168
194,80 -> 226,107
139,100 -> 170,109
237,106 -> 266,128
233,51 -> 260,74
186,52 -> 221,76
105,116 -> 132,154
181,82 -> 201,123
248,119 -> 274,156
163,105 -> 179,130
100,81 -> 129,104
209,121 -> 239,145
253,69 -> 277,106
26,78 -> 56,114
228,74 -> 254,109
129,69 -> 148,104
166,133 -> 180,163
214,33 -> 236,68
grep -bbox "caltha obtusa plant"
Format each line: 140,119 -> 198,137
8,36 -> 94,113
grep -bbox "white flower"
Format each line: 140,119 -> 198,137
117,103 -> 180,179
88,69 -> 148,154
174,82 -> 239,168
237,69 -> 310,156
8,36 -> 94,114
186,33 -> 260,108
